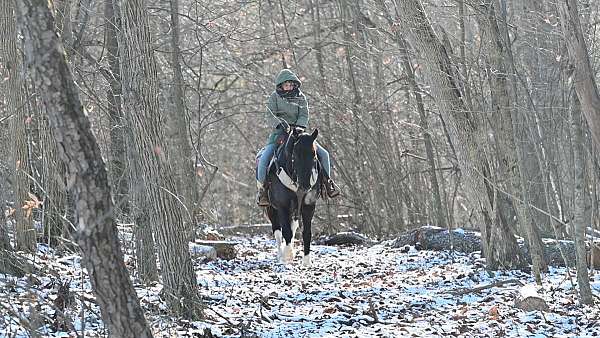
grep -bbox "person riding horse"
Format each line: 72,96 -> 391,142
256,69 -> 339,206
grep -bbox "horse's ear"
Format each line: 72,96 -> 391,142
311,128 -> 318,141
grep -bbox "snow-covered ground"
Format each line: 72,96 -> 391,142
1,235 -> 599,337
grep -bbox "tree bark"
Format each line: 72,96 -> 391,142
104,0 -> 130,218
132,187 -> 159,283
40,112 -> 70,247
116,0 -> 201,318
376,1 -> 447,228
309,0 -> 336,231
570,93 -> 594,305
15,0 -> 153,336
558,0 -> 600,153
0,205 -> 11,251
395,0 -> 526,269
478,0 -> 547,281
0,0 -> 36,252
167,0 -> 194,230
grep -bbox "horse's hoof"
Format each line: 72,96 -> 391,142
302,254 -> 312,267
283,244 -> 294,262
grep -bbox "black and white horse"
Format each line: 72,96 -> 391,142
264,128 -> 321,266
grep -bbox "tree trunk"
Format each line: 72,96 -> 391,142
376,2 -> 447,228
167,0 -> 194,232
39,113 -> 70,247
15,0 -> 153,336
570,93 -> 594,305
558,0 -> 600,153
309,0 -> 336,231
104,0 -> 130,219
395,0 -> 526,269
132,179 -> 159,283
0,0 -> 36,252
0,206 -> 10,250
478,0 -> 547,281
116,0 -> 201,318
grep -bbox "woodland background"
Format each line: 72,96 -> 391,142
1,0 -> 600,335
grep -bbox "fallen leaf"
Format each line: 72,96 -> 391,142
489,305 -> 500,320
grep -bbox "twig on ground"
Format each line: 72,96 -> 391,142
205,306 -> 237,326
448,278 -> 524,295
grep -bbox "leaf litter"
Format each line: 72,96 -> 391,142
1,234 -> 599,337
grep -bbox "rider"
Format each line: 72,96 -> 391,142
256,69 -> 340,206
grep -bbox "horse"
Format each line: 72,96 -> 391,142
263,127 -> 322,267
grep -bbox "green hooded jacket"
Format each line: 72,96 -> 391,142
265,69 -> 309,144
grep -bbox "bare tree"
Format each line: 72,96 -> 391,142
569,94 -> 594,305
39,107 -> 70,247
15,0 -> 153,335
0,0 -> 36,252
104,0 -> 130,219
477,0 -> 546,281
558,0 -> 600,152
167,0 -> 195,227
116,0 -> 201,318
394,0 -> 526,269
376,0 -> 447,229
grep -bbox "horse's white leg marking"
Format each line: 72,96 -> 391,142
274,230 -> 283,262
302,254 -> 312,268
291,219 -> 299,242
283,243 -> 294,262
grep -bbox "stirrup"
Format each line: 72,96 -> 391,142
326,179 -> 340,198
256,188 -> 269,206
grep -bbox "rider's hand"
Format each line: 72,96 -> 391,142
291,125 -> 305,134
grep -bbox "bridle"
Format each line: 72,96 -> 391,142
279,130 -> 318,194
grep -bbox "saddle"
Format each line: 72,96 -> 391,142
255,133 -> 288,181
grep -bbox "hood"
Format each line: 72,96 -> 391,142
274,69 -> 302,87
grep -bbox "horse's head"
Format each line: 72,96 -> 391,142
290,129 -> 318,191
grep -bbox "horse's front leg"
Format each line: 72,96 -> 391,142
301,203 -> 316,267
278,209 -> 294,263
267,208 -> 284,261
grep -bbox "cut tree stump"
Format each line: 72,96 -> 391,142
194,240 -> 240,260
389,226 -> 582,268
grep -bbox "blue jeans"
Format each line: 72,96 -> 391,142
257,142 -> 331,185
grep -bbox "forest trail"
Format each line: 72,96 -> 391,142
1,236 -> 600,337
192,236 -> 600,337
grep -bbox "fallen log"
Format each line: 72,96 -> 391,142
189,243 -> 217,261
389,226 -> 589,268
315,232 -> 376,246
194,240 -> 240,260
0,248 -> 33,277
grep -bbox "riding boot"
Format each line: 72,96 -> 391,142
256,186 -> 270,206
325,178 -> 340,198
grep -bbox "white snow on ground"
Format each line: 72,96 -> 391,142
1,235 -> 600,337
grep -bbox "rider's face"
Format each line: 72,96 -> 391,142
282,81 -> 295,91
